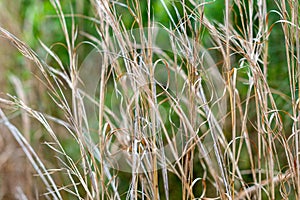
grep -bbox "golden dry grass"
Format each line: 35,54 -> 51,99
0,0 -> 299,199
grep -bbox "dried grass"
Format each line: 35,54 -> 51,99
0,0 -> 299,199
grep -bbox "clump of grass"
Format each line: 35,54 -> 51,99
0,0 -> 299,199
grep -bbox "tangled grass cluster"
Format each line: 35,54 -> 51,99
0,0 -> 299,199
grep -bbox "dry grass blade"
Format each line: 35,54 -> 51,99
0,109 -> 62,200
